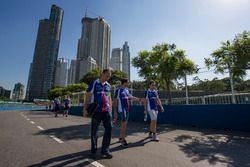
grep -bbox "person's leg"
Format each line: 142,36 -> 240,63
91,113 -> 101,154
66,107 -> 69,116
101,111 -> 113,156
149,110 -> 159,141
55,108 -> 58,117
119,111 -> 128,140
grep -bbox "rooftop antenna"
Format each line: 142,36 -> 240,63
85,7 -> 88,17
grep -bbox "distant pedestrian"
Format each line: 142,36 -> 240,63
83,69 -> 113,159
63,95 -> 71,117
143,80 -> 164,141
113,78 -> 140,147
54,96 -> 61,117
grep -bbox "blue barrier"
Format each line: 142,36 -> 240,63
54,104 -> 250,132
0,106 -> 46,111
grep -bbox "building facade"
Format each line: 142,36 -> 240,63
67,59 -> 77,85
110,48 -> 122,71
122,41 -> 130,81
26,5 -> 63,100
75,16 -> 111,83
12,83 -> 25,101
54,58 -> 68,87
0,86 -> 11,99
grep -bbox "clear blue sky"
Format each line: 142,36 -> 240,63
1,0 -> 250,91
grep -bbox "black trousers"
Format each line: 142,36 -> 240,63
91,111 -> 113,154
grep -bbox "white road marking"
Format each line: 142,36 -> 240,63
30,121 -> 35,124
87,158 -> 105,167
27,118 -> 30,121
37,126 -> 44,130
49,135 -> 64,144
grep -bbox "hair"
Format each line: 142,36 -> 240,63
149,80 -> 155,86
102,68 -> 112,74
121,78 -> 128,85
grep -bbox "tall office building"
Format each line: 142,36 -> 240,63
75,16 -> 111,83
26,5 -> 63,100
54,58 -> 68,87
0,86 -> 11,99
110,48 -> 122,71
12,83 -> 25,101
122,41 -> 130,81
67,59 -> 77,85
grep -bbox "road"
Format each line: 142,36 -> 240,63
1,110 -> 250,167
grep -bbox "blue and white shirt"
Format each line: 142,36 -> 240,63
115,88 -> 132,113
87,79 -> 112,112
145,89 -> 159,111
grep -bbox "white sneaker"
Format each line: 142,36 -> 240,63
144,114 -> 147,121
152,134 -> 159,141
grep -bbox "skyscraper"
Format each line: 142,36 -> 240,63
54,58 -> 68,87
12,83 -> 25,101
75,16 -> 111,83
67,59 -> 77,85
110,48 -> 122,71
26,5 -> 63,100
122,41 -> 130,81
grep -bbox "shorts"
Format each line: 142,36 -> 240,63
54,106 -> 60,111
148,109 -> 158,121
64,106 -> 70,110
118,111 -> 129,122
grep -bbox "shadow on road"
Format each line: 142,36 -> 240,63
27,150 -> 100,167
35,124 -> 92,140
173,130 -> 250,167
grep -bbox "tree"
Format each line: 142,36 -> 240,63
48,83 -> 87,100
233,31 -> 250,70
205,31 -> 250,103
132,43 -> 198,102
80,68 -> 101,85
109,70 -> 127,85
80,68 -> 128,85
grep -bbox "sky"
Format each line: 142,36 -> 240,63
0,0 -> 250,91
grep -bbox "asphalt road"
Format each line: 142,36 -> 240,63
1,110 -> 250,167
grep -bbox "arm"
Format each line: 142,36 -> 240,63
83,92 -> 92,117
156,97 -> 164,112
113,97 -> 118,123
143,98 -> 148,114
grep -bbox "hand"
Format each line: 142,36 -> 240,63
160,106 -> 164,112
83,109 -> 88,117
113,118 -> 117,124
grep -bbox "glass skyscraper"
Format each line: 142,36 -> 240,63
75,16 -> 111,83
26,5 -> 63,100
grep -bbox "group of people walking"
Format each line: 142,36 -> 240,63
53,95 -> 71,117
83,69 -> 164,159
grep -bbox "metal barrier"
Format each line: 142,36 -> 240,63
68,91 -> 250,105
168,92 -> 250,105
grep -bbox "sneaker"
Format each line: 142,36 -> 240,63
121,139 -> 129,147
151,134 -> 159,142
148,132 -> 153,138
101,152 -> 113,159
144,114 -> 147,121
89,152 -> 96,159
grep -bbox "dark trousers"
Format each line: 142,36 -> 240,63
91,111 -> 113,154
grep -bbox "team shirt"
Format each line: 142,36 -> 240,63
64,98 -> 70,107
87,79 -> 112,112
145,89 -> 159,111
115,87 -> 132,113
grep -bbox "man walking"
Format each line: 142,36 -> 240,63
83,69 -> 113,159
143,80 -> 164,141
113,78 -> 140,147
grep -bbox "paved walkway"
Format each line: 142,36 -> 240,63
1,110 -> 250,167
